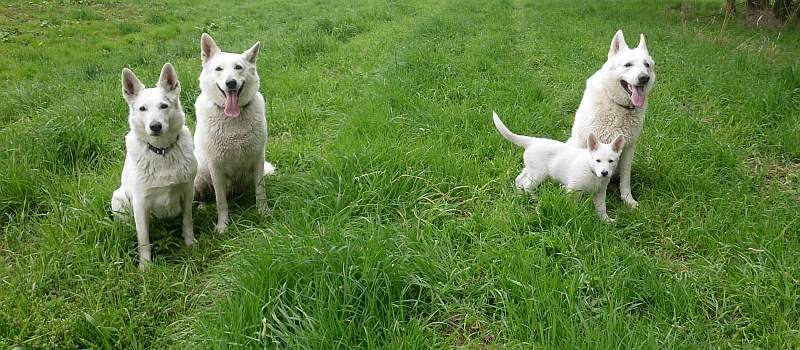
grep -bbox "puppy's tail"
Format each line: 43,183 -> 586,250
492,111 -> 535,148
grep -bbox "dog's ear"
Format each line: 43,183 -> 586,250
201,33 -> 220,64
587,133 -> 599,152
157,63 -> 181,95
243,41 -> 261,64
612,135 -> 625,153
121,68 -> 144,104
608,30 -> 627,58
637,33 -> 648,52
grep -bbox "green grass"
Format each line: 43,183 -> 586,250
1,0 -> 799,348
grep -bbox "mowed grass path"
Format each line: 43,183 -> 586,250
2,0 -> 799,348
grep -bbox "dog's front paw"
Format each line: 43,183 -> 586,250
598,212 -> 615,223
184,236 -> 197,247
215,222 -> 228,234
623,196 -> 638,209
257,202 -> 270,215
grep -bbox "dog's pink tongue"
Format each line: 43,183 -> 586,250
224,91 -> 240,117
631,86 -> 645,108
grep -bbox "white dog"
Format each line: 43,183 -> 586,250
494,112 -> 624,221
566,30 -> 656,208
193,33 -> 273,233
111,63 -> 198,269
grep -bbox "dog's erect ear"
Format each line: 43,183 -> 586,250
121,68 -> 144,104
157,63 -> 181,95
201,33 -> 220,64
612,135 -> 625,153
608,30 -> 627,58
587,133 -> 599,152
637,33 -> 648,52
243,41 -> 261,64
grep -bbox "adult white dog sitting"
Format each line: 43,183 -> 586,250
193,33 -> 274,233
112,63 -> 197,269
567,30 -> 656,208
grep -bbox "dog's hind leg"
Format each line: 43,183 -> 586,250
515,168 -> 543,192
111,187 -> 130,217
618,144 -> 638,208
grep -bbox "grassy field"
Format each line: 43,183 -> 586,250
1,0 -> 799,348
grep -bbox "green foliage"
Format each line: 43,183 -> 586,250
1,0 -> 799,348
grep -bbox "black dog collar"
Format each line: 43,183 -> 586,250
615,102 -> 637,111
147,134 -> 179,156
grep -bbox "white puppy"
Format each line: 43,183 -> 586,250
111,63 -> 197,269
567,30 -> 656,208
494,112 -> 624,221
193,33 -> 273,233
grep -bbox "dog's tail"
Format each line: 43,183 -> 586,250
492,111 -> 535,148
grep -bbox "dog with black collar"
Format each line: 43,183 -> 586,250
111,63 -> 198,270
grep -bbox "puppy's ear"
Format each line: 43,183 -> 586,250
121,68 -> 144,104
157,63 -> 181,95
243,41 -> 261,64
612,135 -> 625,153
608,30 -> 627,58
637,33 -> 648,52
587,133 -> 599,152
201,33 -> 220,64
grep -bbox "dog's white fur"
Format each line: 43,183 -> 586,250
494,112 -> 624,221
566,30 -> 655,208
194,33 -> 273,233
111,63 -> 197,269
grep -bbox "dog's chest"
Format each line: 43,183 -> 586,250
132,147 -> 196,187
591,102 -> 644,143
564,166 -> 604,193
143,184 -> 186,218
126,145 -> 195,218
203,110 -> 266,158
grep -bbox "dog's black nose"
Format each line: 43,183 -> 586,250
149,122 -> 162,133
601,170 -> 609,177
637,75 -> 650,84
225,79 -> 237,90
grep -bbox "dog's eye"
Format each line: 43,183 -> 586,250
624,62 -> 632,67
234,64 -> 243,70
138,106 -> 146,111
160,103 -> 168,109
215,66 -> 223,71
609,160 -> 614,163
596,159 -> 601,163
